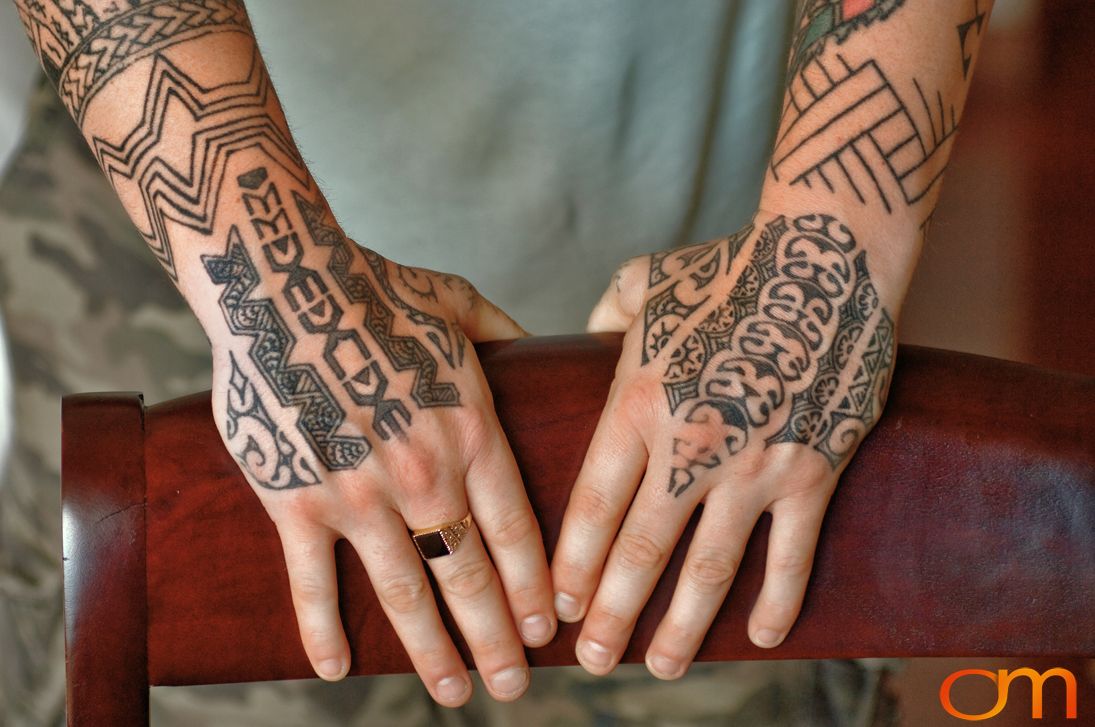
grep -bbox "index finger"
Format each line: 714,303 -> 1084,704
551,394 -> 649,624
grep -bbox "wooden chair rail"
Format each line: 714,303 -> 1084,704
61,335 -> 1095,725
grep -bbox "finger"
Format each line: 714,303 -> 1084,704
644,488 -> 764,680
347,509 -> 473,708
586,257 -> 647,333
551,399 -> 649,624
573,458 -> 695,676
747,490 -> 831,649
458,285 -> 530,341
425,522 -> 532,701
586,283 -> 632,333
466,414 -> 555,647
277,524 -> 351,682
394,466 -> 532,703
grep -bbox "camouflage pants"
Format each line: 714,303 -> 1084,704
0,80 -> 900,727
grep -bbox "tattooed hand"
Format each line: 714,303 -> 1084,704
550,0 -> 991,680
203,173 -> 552,704
551,210 -> 896,677
12,1 -> 551,705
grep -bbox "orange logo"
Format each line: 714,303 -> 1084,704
939,667 -> 1078,720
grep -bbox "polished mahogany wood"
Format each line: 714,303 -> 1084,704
62,336 -> 1095,706
61,393 -> 149,726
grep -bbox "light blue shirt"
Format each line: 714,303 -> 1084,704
234,1 -> 792,333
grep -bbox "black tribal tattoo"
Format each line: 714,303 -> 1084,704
90,46 -> 305,280
774,0 -> 983,222
203,226 -> 372,470
293,192 -> 463,408
14,0 -> 251,123
642,214 -> 895,496
225,352 -> 320,489
956,0 -> 986,79
772,54 -> 957,216
16,2 -> 471,486
238,167 -> 413,441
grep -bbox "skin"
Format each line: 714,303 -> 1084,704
12,0 -> 995,704
552,0 -> 995,680
12,0 -> 554,707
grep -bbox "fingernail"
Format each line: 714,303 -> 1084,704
437,675 -> 470,702
317,658 -> 345,680
521,614 -> 552,643
554,592 -> 580,622
577,639 -> 613,670
647,654 -> 681,679
489,666 -> 529,697
753,629 -> 784,648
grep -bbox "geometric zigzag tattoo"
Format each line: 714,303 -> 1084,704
292,191 -> 462,408
90,47 -> 307,280
203,226 -> 371,470
642,214 -> 895,496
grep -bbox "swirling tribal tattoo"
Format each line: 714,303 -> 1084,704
642,213 -> 896,496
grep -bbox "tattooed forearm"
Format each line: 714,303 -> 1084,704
788,0 -> 905,78
772,53 -> 956,215
772,0 -> 990,222
16,1 -> 471,481
91,46 -> 305,281
16,1 -> 277,281
15,0 -> 251,123
641,213 -> 895,496
226,352 -> 320,489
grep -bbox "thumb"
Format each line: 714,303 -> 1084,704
453,284 -> 531,342
587,256 -> 649,333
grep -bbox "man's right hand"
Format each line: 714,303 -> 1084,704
11,0 -> 554,705
198,141 -> 558,705
206,201 -> 553,706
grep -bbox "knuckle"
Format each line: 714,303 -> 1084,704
467,634 -> 514,662
458,409 -> 494,459
302,624 -> 337,646
589,602 -> 634,633
685,548 -> 739,592
390,449 -> 441,499
655,620 -> 700,656
377,573 -> 432,614
615,530 -> 668,571
279,492 -> 325,523
770,551 -> 813,577
413,644 -> 454,672
615,380 -> 652,417
571,487 -> 616,528
292,570 -> 331,605
487,506 -> 539,550
440,558 -> 496,601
